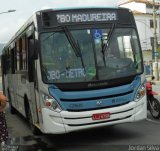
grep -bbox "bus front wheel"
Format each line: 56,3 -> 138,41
8,90 -> 16,114
25,100 -> 41,135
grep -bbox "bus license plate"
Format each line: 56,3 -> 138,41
92,112 -> 110,120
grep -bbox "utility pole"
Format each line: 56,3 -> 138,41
153,0 -> 159,80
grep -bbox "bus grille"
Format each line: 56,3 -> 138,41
67,115 -> 132,126
66,101 -> 130,112
60,90 -> 133,102
59,90 -> 134,112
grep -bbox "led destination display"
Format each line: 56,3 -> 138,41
56,12 -> 117,23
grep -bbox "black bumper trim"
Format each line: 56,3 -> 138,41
64,108 -> 133,120
67,115 -> 132,126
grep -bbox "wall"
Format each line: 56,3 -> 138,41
134,14 -> 160,51
120,2 -> 146,13
120,1 -> 160,52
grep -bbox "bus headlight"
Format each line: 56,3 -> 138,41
135,83 -> 145,101
42,94 -> 62,112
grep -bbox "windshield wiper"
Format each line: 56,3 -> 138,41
101,24 -> 115,66
102,23 -> 115,53
63,26 -> 86,72
63,26 -> 81,57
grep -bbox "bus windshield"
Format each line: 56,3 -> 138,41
40,27 -> 143,83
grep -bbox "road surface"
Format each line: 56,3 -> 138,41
2,80 -> 160,151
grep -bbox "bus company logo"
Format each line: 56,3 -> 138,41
96,100 -> 102,106
69,103 -> 83,108
88,82 -> 108,88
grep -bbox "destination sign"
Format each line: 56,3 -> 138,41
56,12 -> 117,23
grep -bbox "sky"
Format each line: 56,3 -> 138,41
1,0 -> 160,43
0,0 -> 123,43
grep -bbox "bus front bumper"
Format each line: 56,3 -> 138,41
41,96 -> 147,134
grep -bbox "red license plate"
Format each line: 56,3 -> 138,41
92,112 -> 110,120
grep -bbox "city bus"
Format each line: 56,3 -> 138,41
1,7 -> 147,134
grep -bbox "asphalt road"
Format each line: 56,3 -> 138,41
4,104 -> 160,151
2,81 -> 160,151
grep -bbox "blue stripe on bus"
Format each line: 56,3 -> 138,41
48,76 -> 141,111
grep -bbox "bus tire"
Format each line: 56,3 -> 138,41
148,97 -> 160,119
25,100 -> 41,135
8,89 -> 16,114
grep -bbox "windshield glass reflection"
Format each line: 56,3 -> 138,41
40,28 -> 143,83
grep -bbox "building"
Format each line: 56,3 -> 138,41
119,0 -> 160,54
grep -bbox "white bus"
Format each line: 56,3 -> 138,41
1,7 -> 147,134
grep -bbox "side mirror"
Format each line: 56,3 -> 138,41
27,24 -> 38,60
28,38 -> 36,82
28,39 -> 38,60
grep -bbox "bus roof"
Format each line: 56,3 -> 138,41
38,6 -> 119,11
3,7 -> 131,52
37,6 -> 129,13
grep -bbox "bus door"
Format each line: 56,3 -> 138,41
27,32 -> 39,125
10,47 -> 19,109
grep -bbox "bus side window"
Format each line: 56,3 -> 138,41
6,48 -> 12,74
1,55 -> 6,75
11,47 -> 15,74
22,36 -> 27,70
16,40 -> 21,71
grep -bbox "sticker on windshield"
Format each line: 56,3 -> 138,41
47,70 -> 61,80
47,68 -> 86,80
87,67 -> 96,76
92,29 -> 102,39
66,68 -> 86,79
